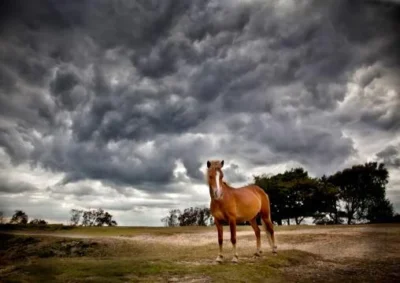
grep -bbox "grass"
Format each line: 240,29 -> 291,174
1,224 -> 399,282
0,231 -> 317,283
1,249 -> 315,283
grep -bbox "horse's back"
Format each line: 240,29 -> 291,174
237,184 -> 271,215
231,185 -> 266,218
235,184 -> 268,199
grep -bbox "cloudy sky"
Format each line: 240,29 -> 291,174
0,0 -> 399,226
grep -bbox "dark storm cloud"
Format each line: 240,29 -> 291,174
223,163 -> 248,183
0,176 -> 38,194
376,145 -> 400,168
28,131 -> 213,190
46,185 -> 96,198
0,0 -> 399,200
49,65 -> 84,111
220,113 -> 355,175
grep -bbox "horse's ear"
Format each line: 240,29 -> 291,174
207,160 -> 211,168
221,160 -> 224,167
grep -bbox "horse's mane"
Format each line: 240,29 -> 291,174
223,181 -> 234,189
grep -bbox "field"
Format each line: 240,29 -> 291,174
1,224 -> 399,283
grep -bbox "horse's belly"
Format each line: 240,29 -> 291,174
236,208 -> 260,222
235,194 -> 262,221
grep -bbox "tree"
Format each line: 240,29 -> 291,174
197,207 -> 212,226
255,168 -> 319,225
178,207 -> 212,226
70,209 -> 83,226
72,208 -> 118,227
366,198 -> 394,223
254,173 -> 286,225
94,208 -> 118,226
0,211 -> 4,224
10,210 -> 28,225
178,207 -> 198,226
29,219 -> 48,225
312,176 -> 344,224
82,209 -> 97,226
161,209 -> 181,227
328,162 -> 389,224
160,207 -> 213,227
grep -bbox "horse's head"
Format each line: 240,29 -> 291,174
206,160 -> 224,199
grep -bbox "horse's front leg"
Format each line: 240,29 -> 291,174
229,218 -> 238,263
215,219 -> 224,263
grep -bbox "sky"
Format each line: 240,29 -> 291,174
0,0 -> 400,226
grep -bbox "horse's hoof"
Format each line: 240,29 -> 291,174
231,256 -> 238,263
254,252 -> 261,257
215,256 -> 223,263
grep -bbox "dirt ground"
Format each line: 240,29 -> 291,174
23,224 -> 398,260
1,224 -> 400,282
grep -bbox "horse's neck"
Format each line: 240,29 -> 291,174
209,180 -> 232,200
222,181 -> 234,190
220,181 -> 235,197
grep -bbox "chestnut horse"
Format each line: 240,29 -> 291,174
206,160 -> 277,263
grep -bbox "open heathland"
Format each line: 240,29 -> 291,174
0,224 -> 399,282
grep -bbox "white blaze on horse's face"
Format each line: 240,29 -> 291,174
215,170 -> 222,199
206,160 -> 224,200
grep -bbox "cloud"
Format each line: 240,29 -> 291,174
376,144 -> 400,168
0,0 -> 399,224
0,176 -> 38,194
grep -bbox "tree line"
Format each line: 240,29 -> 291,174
161,162 -> 400,226
69,208 -> 117,226
0,208 -> 118,227
0,210 -> 48,225
160,206 -> 213,227
254,162 -> 398,225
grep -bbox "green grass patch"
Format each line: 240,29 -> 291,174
0,232 -> 320,283
1,251 -> 318,283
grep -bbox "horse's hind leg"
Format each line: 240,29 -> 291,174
249,217 -> 261,257
262,215 -> 277,254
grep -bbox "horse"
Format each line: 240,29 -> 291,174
206,160 -> 277,263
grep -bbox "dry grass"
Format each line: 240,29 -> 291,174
1,224 -> 399,282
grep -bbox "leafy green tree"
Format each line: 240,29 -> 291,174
82,209 -> 97,226
254,173 -> 286,225
255,168 -> 319,225
178,207 -> 212,226
366,198 -> 394,223
76,208 -> 117,227
161,207 -> 212,227
195,207 -> 212,226
10,210 -> 28,225
328,162 -> 389,224
161,209 -> 181,227
312,175 -> 343,224
95,209 -> 117,226
70,209 -> 83,226
29,219 -> 48,225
